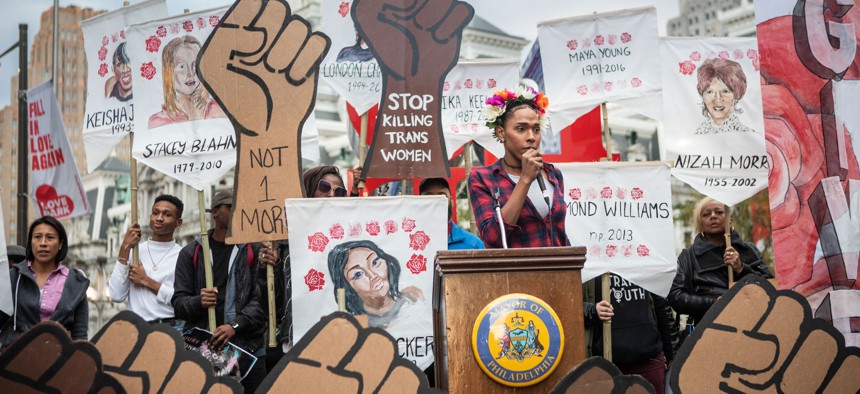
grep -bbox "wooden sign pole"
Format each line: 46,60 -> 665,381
197,191 -> 216,332
129,133 -> 140,267
600,102 -> 612,361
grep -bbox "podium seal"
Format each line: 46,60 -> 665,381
471,293 -> 564,387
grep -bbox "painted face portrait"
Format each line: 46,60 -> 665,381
172,44 -> 200,97
344,247 -> 390,300
702,78 -> 734,125
694,58 -> 753,135
327,240 -> 401,317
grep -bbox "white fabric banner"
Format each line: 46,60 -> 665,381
538,7 -> 661,128
557,162 -> 676,297
661,38 -> 767,206
441,61 -> 519,160
0,196 -> 11,315
286,196 -> 447,369
28,82 -> 90,220
81,0 -> 168,173
320,0 -> 382,114
126,8 -> 234,190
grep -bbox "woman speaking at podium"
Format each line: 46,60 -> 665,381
468,86 -> 568,249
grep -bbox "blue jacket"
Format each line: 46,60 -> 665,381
448,220 -> 486,250
1,261 -> 89,346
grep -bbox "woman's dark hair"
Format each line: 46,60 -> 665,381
25,216 -> 69,263
303,166 -> 344,198
327,240 -> 401,315
113,42 -> 129,66
493,100 -> 541,141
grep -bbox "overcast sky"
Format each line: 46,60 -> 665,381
0,0 -> 680,108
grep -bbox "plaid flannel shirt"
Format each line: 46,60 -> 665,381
468,159 -> 570,248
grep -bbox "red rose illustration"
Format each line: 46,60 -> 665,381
746,49 -> 757,59
405,254 -> 427,275
590,245 -> 602,257
209,15 -> 220,27
409,230 -> 431,251
156,25 -> 167,37
464,79 -> 473,89
752,56 -> 760,71
140,62 -> 157,80
366,220 -> 381,236
586,188 -> 598,200
102,36 -> 108,46
120,30 -> 125,39
111,33 -> 118,43
196,17 -> 206,29
170,24 -> 180,34
338,1 -> 350,17
329,223 -> 345,239
577,85 -> 588,95
307,232 -> 329,252
569,188 -> 582,200
594,35 -> 605,46
630,187 -> 644,200
616,187 -> 627,199
145,35 -> 161,53
606,245 -> 618,257
718,50 -> 729,60
733,49 -> 744,60
304,269 -> 325,291
631,77 -> 642,88
622,245 -> 633,257
384,220 -> 398,234
567,39 -> 578,50
442,81 -> 450,91
679,60 -> 696,76
637,244 -> 650,257
348,222 -> 362,238
604,82 -> 613,92
97,63 -> 108,77
98,46 -> 108,61
608,34 -> 617,45
690,51 -> 701,61
620,32 -> 632,43
600,186 -> 613,199
487,78 -> 497,88
476,79 -> 484,89
582,38 -> 591,48
402,217 -> 416,232
182,20 -> 194,32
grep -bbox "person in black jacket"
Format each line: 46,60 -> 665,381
171,189 -> 268,392
669,197 -> 773,326
585,274 -> 675,393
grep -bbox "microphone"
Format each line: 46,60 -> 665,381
536,171 -> 550,207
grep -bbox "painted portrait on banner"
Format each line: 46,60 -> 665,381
285,196 -> 447,369
320,0 -> 383,114
755,1 -> 860,347
661,37 -> 768,207
81,0 -> 168,173
125,7 -> 235,190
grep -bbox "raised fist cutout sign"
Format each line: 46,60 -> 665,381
198,0 -> 331,243
353,0 -> 474,179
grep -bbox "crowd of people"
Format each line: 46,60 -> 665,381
0,86 -> 773,392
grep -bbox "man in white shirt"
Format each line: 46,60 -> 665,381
110,194 -> 184,326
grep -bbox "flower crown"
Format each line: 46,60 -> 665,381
482,86 -> 549,134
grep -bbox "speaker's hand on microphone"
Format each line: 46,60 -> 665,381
520,148 -> 544,184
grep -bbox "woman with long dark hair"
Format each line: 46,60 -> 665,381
1,216 -> 89,349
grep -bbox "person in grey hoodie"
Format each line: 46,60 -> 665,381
1,216 -> 89,350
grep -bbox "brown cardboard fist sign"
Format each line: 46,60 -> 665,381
198,0 -> 331,244
549,357 -> 655,394
670,275 -> 860,393
353,0 -> 474,179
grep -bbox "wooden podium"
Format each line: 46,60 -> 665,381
433,247 -> 586,392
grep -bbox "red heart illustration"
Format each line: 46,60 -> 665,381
35,184 -> 75,219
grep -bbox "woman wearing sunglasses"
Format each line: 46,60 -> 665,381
302,165 -> 354,198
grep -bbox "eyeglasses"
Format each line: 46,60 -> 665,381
317,179 -> 348,197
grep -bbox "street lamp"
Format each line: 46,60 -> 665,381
86,256 -> 110,329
